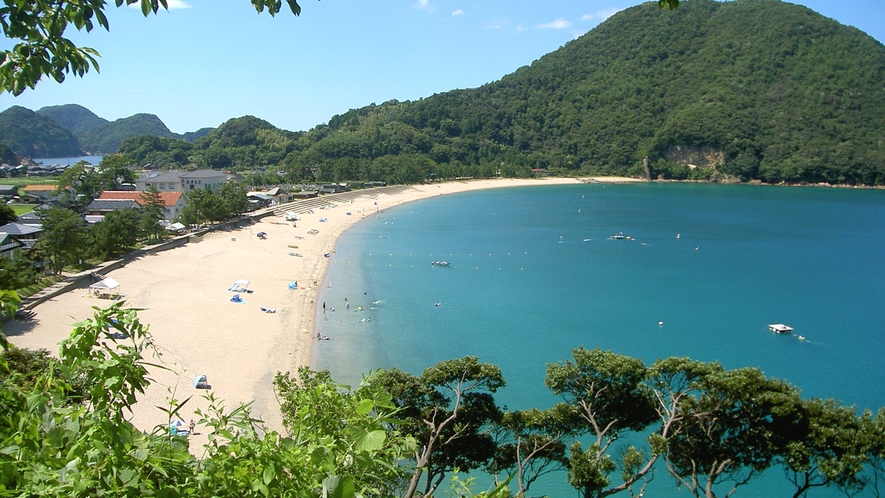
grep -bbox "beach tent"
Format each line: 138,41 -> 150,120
89,277 -> 121,298
229,279 -> 250,292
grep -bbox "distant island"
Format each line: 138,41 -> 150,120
1,0 -> 883,186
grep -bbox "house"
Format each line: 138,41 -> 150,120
96,191 -> 187,221
247,187 -> 289,207
135,170 -> 230,193
16,209 -> 44,227
0,232 -> 24,259
180,170 -> 229,191
246,192 -> 272,209
291,191 -> 319,200
319,183 -> 351,194
0,184 -> 17,200
264,187 -> 289,205
21,184 -> 62,203
0,222 -> 41,260
83,199 -> 140,222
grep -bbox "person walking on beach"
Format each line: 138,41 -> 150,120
189,419 -> 195,435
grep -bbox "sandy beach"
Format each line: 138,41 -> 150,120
3,177 -> 633,448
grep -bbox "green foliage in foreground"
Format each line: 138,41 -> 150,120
0,298 -> 883,498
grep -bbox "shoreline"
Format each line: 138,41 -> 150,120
3,177 -> 589,447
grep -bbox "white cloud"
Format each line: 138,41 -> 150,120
413,0 -> 433,13
452,9 -> 464,16
127,0 -> 191,10
486,19 -> 508,30
582,8 -> 620,22
167,0 -> 191,9
536,18 -> 571,29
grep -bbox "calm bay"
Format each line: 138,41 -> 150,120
314,182 -> 885,497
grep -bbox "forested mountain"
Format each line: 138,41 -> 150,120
192,115 -> 302,170
180,127 -> 214,143
282,0 -> 884,185
6,0 -> 885,185
0,106 -> 83,158
2,104 -> 215,156
77,113 -> 177,154
0,142 -> 18,165
36,104 -> 108,137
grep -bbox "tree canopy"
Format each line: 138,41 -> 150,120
0,303 -> 883,498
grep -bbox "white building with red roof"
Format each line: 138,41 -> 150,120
95,191 -> 187,221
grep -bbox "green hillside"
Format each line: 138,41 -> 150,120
276,0 -> 884,185
0,106 -> 83,158
9,0 -> 885,185
78,113 -> 177,154
192,115 -> 301,169
36,104 -> 108,137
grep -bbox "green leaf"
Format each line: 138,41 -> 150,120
355,398 -> 374,416
262,464 -> 274,485
286,0 -> 301,16
355,429 -> 386,452
323,475 -> 355,498
0,444 -> 20,455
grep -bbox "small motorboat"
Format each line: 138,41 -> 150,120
768,323 -> 794,334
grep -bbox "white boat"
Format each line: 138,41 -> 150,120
431,261 -> 450,267
768,323 -> 794,334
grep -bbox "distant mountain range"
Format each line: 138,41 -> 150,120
1,0 -> 884,185
0,104 -> 212,159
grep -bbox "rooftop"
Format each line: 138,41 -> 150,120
98,191 -> 184,207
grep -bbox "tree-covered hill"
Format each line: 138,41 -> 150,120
36,104 -> 108,137
192,115 -> 302,170
7,104 -> 216,156
10,0 -> 884,186
0,106 -> 83,158
77,113 -> 177,154
289,0 -> 885,185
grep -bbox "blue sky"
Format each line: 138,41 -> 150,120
1,0 -> 883,134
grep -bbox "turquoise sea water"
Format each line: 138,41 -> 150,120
313,182 -> 885,497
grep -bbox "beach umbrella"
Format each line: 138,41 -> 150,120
193,374 -> 207,388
